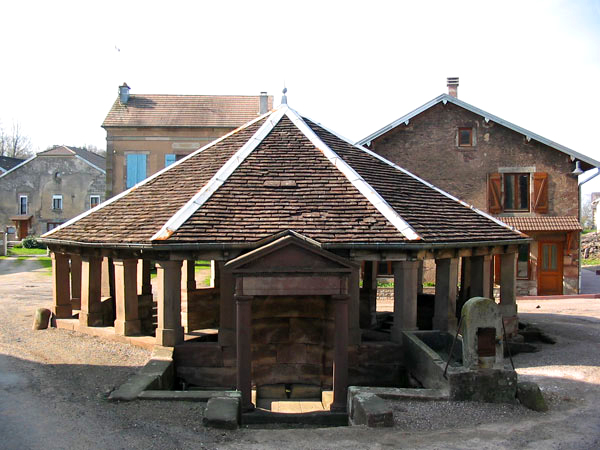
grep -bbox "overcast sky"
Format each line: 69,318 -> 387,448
2,0 -> 600,193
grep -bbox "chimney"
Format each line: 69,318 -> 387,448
259,91 -> 268,114
447,77 -> 459,98
119,82 -> 130,105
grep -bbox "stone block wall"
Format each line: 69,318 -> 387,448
182,287 -> 219,332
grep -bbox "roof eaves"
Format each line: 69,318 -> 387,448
0,155 -> 37,180
285,108 -> 421,241
150,106 -> 288,241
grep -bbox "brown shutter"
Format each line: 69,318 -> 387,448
488,173 -> 502,214
533,172 -> 549,213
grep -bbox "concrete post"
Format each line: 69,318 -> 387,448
156,260 -> 184,347
236,295 -> 254,411
80,255 -> 103,326
331,295 -> 349,412
499,252 -> 518,336
137,259 -> 152,295
470,255 -> 492,298
51,252 -> 72,319
114,258 -> 141,336
392,261 -> 419,342
70,254 -> 82,310
432,258 -> 459,332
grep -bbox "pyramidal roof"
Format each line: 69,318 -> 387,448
42,104 -> 525,249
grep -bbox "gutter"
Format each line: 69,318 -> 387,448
577,168 -> 599,293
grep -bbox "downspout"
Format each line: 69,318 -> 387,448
578,168 -> 600,293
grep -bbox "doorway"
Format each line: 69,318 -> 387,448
538,241 -> 563,295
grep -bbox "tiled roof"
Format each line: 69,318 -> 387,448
44,105 -> 526,248
499,216 -> 582,232
102,94 -> 274,128
0,156 -> 25,171
39,146 -> 106,171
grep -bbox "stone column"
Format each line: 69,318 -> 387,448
469,255 -> 492,298
70,254 -> 82,310
101,257 -> 114,298
348,267 -> 360,345
432,258 -> 459,332
137,259 -> 154,336
51,252 -> 72,319
331,294 -> 349,412
156,260 -> 184,347
499,252 -> 518,336
181,259 -> 196,291
137,259 -> 152,296
391,261 -> 419,343
210,260 -> 220,288
80,255 -> 103,326
236,295 -> 254,411
417,260 -> 424,294
114,258 -> 141,336
359,261 -> 377,328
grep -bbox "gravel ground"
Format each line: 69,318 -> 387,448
1,257 -> 599,449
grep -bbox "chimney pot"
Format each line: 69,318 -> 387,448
119,82 -> 130,105
447,77 -> 459,98
259,91 -> 268,114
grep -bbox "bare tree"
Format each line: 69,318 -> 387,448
581,195 -> 595,231
0,121 -> 32,158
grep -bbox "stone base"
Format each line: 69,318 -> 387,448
115,319 -> 141,336
204,397 -> 241,429
52,304 -> 73,319
348,392 -> 393,427
156,327 -> 184,347
79,311 -> 103,327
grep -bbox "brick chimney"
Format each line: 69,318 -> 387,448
119,82 -> 130,105
447,77 -> 459,98
259,91 -> 268,114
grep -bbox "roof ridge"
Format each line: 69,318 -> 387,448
284,108 -> 421,241
151,106 -> 288,240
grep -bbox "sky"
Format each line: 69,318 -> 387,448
2,0 -> 600,194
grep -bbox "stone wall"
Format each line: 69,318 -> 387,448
182,287 -> 219,332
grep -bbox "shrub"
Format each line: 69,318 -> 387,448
22,236 -> 47,249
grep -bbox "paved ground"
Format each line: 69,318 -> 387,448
581,265 -> 600,294
1,257 -> 599,449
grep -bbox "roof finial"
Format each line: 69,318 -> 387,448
281,86 -> 288,105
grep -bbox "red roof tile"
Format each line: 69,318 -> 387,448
499,216 -> 582,232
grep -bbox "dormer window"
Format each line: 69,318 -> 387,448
458,127 -> 473,147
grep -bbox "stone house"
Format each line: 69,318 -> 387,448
0,146 -> 105,239
103,83 -> 273,198
42,100 -> 527,411
358,78 -> 599,296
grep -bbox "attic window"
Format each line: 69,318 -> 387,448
458,128 -> 473,147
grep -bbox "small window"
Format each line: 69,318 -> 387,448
504,173 -> 529,211
90,195 -> 100,209
19,196 -> 28,215
165,154 -> 176,167
47,222 -> 63,232
458,128 -> 473,147
52,194 -> 63,210
517,244 -> 530,279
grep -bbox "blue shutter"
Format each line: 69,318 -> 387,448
137,154 -> 147,183
126,154 -> 137,188
165,154 -> 176,167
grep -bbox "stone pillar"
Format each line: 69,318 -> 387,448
182,259 -> 196,291
137,259 -> 152,295
70,254 -> 82,310
359,261 -> 377,328
219,262 -> 236,347
210,260 -> 220,288
417,260 -> 424,294
101,257 -> 114,298
391,261 -> 419,342
236,295 -> 254,411
348,267 -> 360,345
499,252 -> 518,336
51,252 -> 72,319
114,258 -> 141,336
156,260 -> 184,347
331,295 -> 349,412
432,258 -> 459,332
80,255 -> 103,327
470,255 -> 492,298
137,259 -> 154,336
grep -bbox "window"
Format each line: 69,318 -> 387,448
165,154 -> 176,167
517,244 -> 530,279
126,153 -> 147,188
19,196 -> 27,215
47,222 -> 63,232
458,127 -> 473,147
52,194 -> 63,210
90,195 -> 100,209
504,173 -> 529,211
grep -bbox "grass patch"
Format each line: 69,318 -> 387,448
8,247 -> 47,256
583,258 -> 600,267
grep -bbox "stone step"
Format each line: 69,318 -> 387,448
242,409 -> 348,426
139,390 -> 240,402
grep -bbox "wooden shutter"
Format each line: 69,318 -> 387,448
533,172 -> 549,213
488,173 -> 502,214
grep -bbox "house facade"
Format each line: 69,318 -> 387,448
0,146 -> 105,239
359,79 -> 599,296
103,83 -> 273,198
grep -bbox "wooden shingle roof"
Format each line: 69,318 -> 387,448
44,105 -> 526,249
102,94 -> 274,128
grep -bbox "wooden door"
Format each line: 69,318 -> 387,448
17,221 -> 28,239
538,241 -> 563,295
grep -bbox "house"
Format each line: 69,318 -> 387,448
358,78 -> 600,296
0,156 -> 25,174
42,99 -> 526,411
102,83 -> 274,197
0,145 -> 105,239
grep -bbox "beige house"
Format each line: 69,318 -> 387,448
0,146 -> 105,238
103,83 -> 273,197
